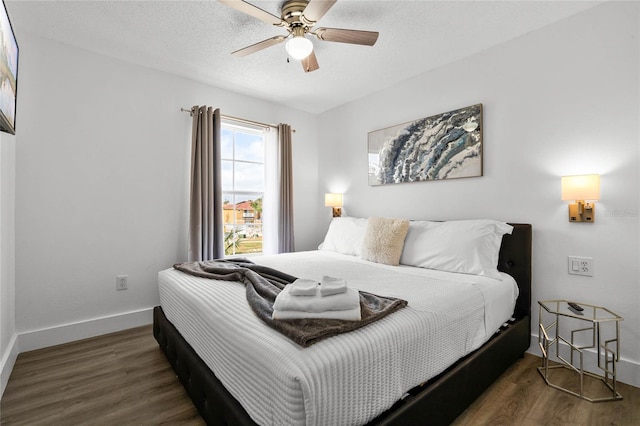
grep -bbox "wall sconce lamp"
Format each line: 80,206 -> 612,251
561,174 -> 600,223
325,193 -> 343,217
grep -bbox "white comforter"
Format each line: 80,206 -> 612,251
159,251 -> 518,426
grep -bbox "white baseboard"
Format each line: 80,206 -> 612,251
18,307 -> 154,353
1,332 -> 19,398
528,334 -> 640,389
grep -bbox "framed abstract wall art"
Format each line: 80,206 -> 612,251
368,103 -> 483,186
0,0 -> 18,135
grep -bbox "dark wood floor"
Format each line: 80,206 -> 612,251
2,325 -> 638,425
1,326 -> 204,425
452,352 -> 639,426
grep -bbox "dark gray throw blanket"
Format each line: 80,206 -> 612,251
173,258 -> 408,347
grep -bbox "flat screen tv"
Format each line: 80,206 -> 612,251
0,0 -> 17,135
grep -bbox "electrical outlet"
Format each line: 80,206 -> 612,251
568,256 -> 593,277
116,275 -> 128,291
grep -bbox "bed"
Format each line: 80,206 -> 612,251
153,219 -> 532,426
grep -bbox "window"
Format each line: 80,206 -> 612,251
221,121 -> 269,256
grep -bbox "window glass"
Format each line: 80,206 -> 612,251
221,122 -> 266,256
235,132 -> 264,162
234,162 -> 264,192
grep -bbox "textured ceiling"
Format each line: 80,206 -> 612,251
6,0 -> 604,114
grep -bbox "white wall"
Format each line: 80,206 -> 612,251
317,2 -> 639,386
0,132 -> 17,397
14,33 -> 319,350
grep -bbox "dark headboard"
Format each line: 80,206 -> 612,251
497,224 -> 532,320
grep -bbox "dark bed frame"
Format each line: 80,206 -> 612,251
154,223 -> 532,426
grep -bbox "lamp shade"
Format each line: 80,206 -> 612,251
324,193 -> 343,207
286,36 -> 313,60
561,174 -> 600,201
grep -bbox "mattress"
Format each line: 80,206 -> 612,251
158,250 -> 518,426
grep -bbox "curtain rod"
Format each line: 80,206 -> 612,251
181,107 -> 295,133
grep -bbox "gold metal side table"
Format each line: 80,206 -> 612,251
537,300 -> 623,402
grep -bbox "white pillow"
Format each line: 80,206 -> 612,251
360,217 -> 410,266
400,219 -> 513,279
318,217 -> 368,256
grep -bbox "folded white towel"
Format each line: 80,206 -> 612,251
320,276 -> 347,297
289,278 -> 319,296
272,306 -> 361,321
273,285 -> 360,313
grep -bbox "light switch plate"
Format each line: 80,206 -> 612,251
568,256 -> 593,277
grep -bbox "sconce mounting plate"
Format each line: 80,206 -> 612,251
568,202 -> 595,223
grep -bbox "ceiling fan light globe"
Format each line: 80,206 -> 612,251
286,36 -> 313,60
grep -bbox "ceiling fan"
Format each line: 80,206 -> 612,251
219,0 -> 379,73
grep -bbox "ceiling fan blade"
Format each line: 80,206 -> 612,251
314,27 -> 379,46
219,0 -> 285,27
302,0 -> 337,24
232,36 -> 286,57
301,50 -> 319,73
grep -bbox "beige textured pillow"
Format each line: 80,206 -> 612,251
361,217 -> 410,265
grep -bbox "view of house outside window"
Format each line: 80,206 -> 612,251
221,123 -> 265,256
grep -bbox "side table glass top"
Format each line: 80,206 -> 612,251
538,300 -> 622,322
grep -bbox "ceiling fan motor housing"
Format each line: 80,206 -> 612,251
282,1 -> 313,27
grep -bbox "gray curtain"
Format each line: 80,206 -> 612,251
188,106 -> 224,261
278,123 -> 295,253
